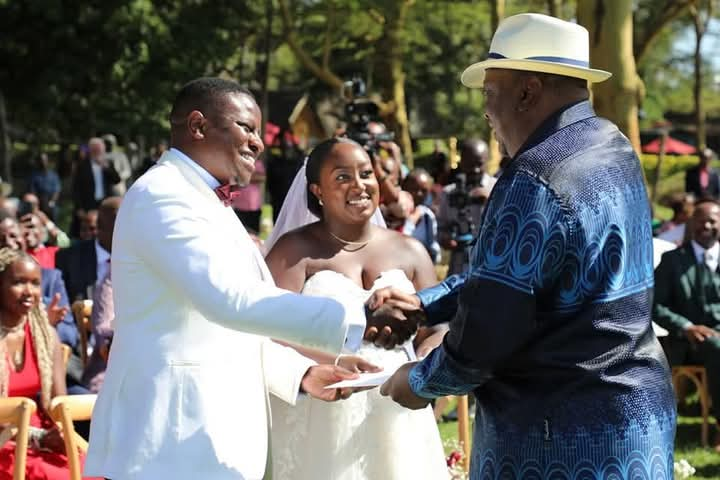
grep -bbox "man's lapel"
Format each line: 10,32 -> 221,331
160,151 -> 273,284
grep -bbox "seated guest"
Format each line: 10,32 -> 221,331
19,192 -> 70,248
77,209 -> 98,242
686,148 -> 720,200
401,168 -> 440,263
654,198 -> 720,452
657,192 -> 695,245
21,213 -> 60,269
0,248 -> 94,479
56,197 -> 121,302
80,200 -> 121,393
0,212 -> 77,350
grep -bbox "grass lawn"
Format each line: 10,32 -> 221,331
437,403 -> 720,479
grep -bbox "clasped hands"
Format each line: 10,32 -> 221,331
301,287 -> 432,408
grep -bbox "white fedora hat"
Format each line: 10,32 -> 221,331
461,13 -> 611,87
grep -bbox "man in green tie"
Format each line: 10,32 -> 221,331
654,198 -> 720,451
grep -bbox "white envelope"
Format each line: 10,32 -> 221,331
325,363 -> 405,389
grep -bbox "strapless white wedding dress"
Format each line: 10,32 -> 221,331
270,269 -> 448,480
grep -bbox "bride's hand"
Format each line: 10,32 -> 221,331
301,365 -> 358,402
336,355 -> 382,374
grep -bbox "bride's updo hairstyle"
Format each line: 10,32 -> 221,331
305,137 -> 363,218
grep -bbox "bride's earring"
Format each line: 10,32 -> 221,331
319,198 -> 324,206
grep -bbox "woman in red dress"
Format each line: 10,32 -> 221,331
0,248 -> 78,479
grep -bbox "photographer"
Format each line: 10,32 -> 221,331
437,138 -> 496,276
341,78 -> 404,208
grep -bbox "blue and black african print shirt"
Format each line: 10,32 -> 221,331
410,101 -> 676,479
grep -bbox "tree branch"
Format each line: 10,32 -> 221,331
635,0 -> 693,64
322,1 -> 335,70
278,0 -> 343,89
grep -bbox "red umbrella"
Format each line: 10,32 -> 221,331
642,136 -> 696,155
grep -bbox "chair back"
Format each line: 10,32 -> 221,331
71,300 -> 93,368
0,397 -> 37,480
49,394 -> 96,480
61,344 -> 72,370
672,365 -> 711,446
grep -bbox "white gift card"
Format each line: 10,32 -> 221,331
325,363 -> 405,389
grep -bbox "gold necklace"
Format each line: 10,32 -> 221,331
328,230 -> 372,251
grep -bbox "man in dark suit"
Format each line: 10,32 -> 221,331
685,148 -> 720,200
71,137 -> 121,237
654,199 -> 720,451
57,196 -> 121,302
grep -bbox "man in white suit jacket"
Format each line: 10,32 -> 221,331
86,78 -> 368,479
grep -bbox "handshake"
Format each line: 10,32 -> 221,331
300,287 -> 431,403
363,287 -> 426,349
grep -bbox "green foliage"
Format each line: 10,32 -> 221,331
0,0 -> 263,145
2,0 -> 718,155
641,153 -> 699,182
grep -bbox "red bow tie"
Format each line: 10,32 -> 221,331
214,184 -> 241,207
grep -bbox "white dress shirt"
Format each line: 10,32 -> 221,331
95,240 -> 111,286
692,239 -> 720,272
91,159 -> 105,200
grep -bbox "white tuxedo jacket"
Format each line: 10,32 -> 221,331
85,150 -> 360,479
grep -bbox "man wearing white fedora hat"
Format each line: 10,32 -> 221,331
376,13 -> 676,479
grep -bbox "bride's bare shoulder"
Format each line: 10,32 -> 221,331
266,222 -> 324,259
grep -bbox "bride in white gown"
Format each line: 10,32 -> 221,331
264,138 -> 449,480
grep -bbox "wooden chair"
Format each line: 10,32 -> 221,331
71,300 -> 93,368
672,365 -> 712,446
61,344 -> 72,369
49,394 -> 96,480
0,397 -> 37,480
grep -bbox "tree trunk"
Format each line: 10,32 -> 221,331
0,89 -> 11,184
259,0 -> 273,143
373,0 -> 414,167
487,0 -> 505,173
547,0 -> 563,17
691,0 -> 712,150
577,0 -> 642,153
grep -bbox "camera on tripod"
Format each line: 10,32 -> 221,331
342,77 -> 394,156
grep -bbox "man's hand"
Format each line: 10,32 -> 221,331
414,324 -> 449,359
469,184 -> 492,203
684,324 -> 720,345
364,287 -> 425,349
46,293 -> 68,327
38,427 -> 65,453
301,364 -> 358,402
380,362 -> 430,410
336,355 -> 382,374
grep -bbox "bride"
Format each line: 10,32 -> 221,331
264,137 -> 448,479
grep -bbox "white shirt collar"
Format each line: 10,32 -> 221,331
170,147 -> 221,189
691,239 -> 720,271
95,240 -> 111,264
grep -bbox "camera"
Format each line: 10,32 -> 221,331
447,172 -> 485,249
342,77 -> 394,156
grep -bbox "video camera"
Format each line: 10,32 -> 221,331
447,171 -> 486,249
342,77 -> 394,156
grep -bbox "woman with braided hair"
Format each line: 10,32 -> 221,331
0,248 -> 90,479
